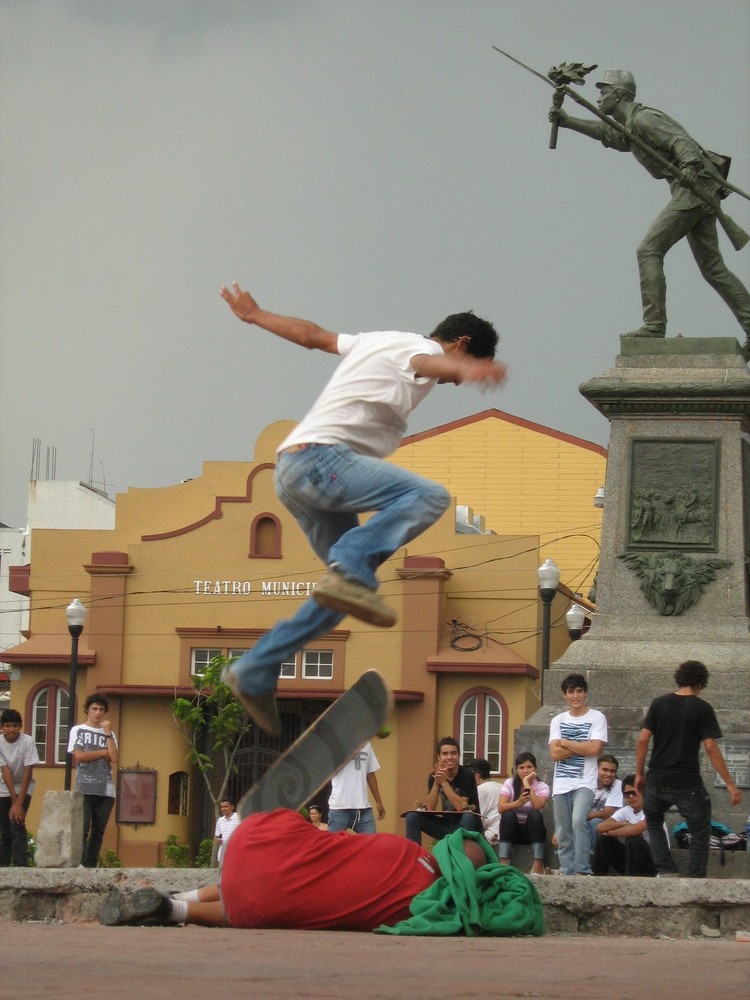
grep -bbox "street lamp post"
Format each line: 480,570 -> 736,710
537,558 -> 561,706
64,598 -> 87,791
566,601 -> 586,641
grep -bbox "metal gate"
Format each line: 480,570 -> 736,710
196,698 -> 331,841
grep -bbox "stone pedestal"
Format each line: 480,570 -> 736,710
518,338 -> 750,831
35,790 -> 83,867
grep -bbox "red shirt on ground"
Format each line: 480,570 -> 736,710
221,809 -> 437,930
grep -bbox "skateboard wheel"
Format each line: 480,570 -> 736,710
376,726 -> 391,739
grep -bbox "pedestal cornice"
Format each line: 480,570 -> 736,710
580,342 -> 750,419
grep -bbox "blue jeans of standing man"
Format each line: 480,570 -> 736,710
552,787 -> 595,875
230,444 -> 451,695
643,771 -> 712,877
327,808 -> 376,834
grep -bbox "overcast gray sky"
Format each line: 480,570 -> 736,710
2,0 -> 749,528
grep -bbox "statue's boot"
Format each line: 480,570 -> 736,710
621,326 -> 666,339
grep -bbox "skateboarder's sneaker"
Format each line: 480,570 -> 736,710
100,886 -> 172,926
222,664 -> 282,738
313,569 -> 397,628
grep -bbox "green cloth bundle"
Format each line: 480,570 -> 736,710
377,829 -> 545,937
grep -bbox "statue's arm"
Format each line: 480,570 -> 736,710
548,106 -> 624,148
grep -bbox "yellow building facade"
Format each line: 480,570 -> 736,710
3,412 -> 605,865
395,408 -> 606,599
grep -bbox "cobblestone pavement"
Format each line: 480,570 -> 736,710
8,923 -> 750,999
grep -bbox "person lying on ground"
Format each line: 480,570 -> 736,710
100,807 -> 543,936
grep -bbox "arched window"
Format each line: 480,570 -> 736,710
457,688 -> 506,774
249,513 -> 281,558
168,771 -> 189,816
28,681 -> 69,765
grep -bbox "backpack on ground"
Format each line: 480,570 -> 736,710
672,820 -> 747,864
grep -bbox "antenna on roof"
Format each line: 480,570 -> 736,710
89,423 -> 95,487
30,437 -> 41,480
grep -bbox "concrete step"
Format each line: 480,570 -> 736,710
1,867 -> 749,938
508,843 -> 750,879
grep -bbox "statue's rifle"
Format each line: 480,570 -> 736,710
492,46 -> 749,251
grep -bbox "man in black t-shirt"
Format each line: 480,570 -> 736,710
404,737 -> 482,845
635,660 -> 741,877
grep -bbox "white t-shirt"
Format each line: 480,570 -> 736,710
591,778 -> 623,812
279,331 -> 443,458
608,804 -> 666,845
215,811 -> 241,864
328,741 -> 380,810
67,724 -> 118,798
476,781 -> 502,842
549,708 -> 608,795
0,733 -> 39,796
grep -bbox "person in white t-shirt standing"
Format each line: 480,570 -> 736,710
327,741 -> 384,834
214,798 -> 241,865
68,694 -> 119,868
549,674 -> 608,876
0,708 -> 40,867
219,282 -> 507,736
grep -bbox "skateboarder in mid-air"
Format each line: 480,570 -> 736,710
219,282 -> 508,736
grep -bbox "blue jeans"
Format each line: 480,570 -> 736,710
327,808 -> 376,834
231,444 -> 450,695
643,771 -> 712,877
552,787 -> 594,874
498,808 -> 547,862
405,810 -> 483,845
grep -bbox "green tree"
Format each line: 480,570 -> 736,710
163,833 -> 192,868
172,654 -> 254,864
194,838 -> 215,868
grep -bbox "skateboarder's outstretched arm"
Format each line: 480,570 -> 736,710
220,281 -> 339,354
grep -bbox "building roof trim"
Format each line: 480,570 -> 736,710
98,684 -> 424,704
426,642 -> 538,678
0,634 -> 96,667
141,463 -> 276,542
401,407 -> 607,457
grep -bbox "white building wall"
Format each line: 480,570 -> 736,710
0,526 -> 28,686
26,480 -> 116,532
0,481 -> 116,666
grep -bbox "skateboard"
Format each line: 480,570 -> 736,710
399,809 -> 455,819
237,669 -> 392,819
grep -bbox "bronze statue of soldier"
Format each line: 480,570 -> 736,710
549,70 -> 750,346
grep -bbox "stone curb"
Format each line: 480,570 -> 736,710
1,868 -> 749,937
